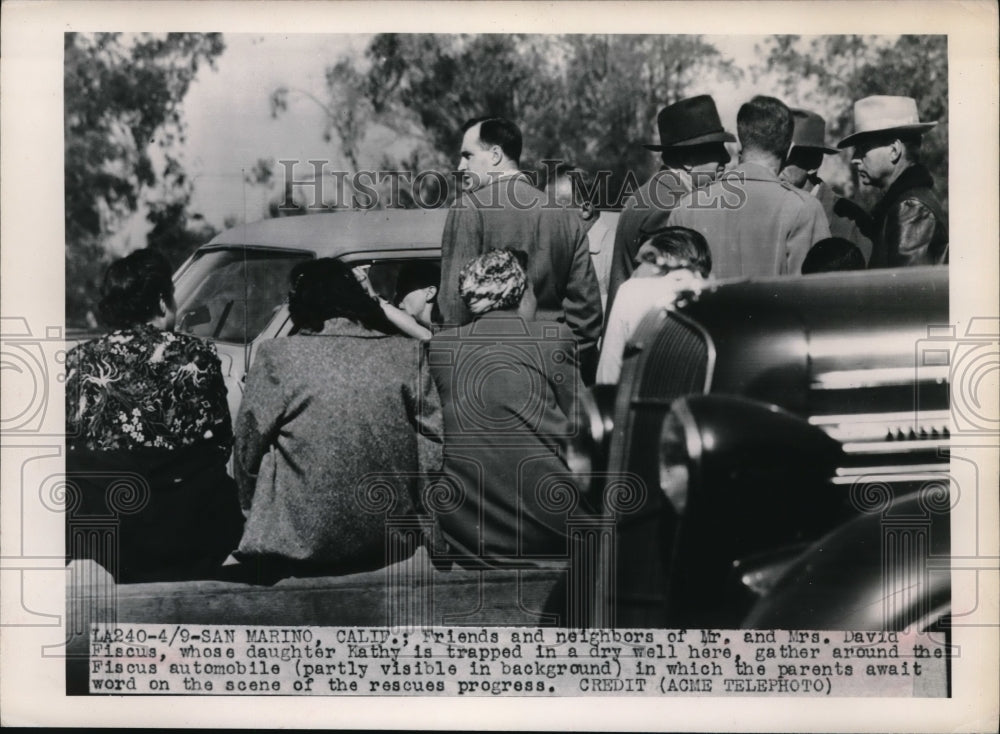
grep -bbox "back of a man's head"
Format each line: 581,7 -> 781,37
461,116 -> 523,164
737,95 -> 794,160
545,162 -> 593,208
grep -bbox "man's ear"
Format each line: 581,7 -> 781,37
490,145 -> 503,165
889,138 -> 904,164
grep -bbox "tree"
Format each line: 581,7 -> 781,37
64,32 -> 225,326
762,35 -> 948,212
271,34 -> 740,210
550,35 -> 740,205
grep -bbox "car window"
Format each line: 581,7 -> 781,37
174,248 -> 312,344
367,261 -> 404,301
363,259 -> 439,303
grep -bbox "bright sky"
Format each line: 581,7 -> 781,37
182,34 -> 370,228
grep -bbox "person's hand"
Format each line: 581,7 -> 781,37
659,270 -> 706,310
352,265 -> 376,297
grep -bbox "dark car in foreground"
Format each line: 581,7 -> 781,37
574,266 -> 950,631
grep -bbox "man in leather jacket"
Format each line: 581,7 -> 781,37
838,95 -> 948,268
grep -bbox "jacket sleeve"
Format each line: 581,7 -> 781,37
64,346 -> 83,440
437,202 -> 483,326
786,196 -> 831,274
606,198 -> 643,320
233,343 -> 285,512
832,196 -> 875,239
548,325 -> 584,429
560,216 -> 604,381
886,198 -> 944,267
596,286 -> 632,385
405,342 -> 444,480
831,196 -> 875,264
199,341 -> 234,455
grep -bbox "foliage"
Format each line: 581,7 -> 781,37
276,33 -> 946,214
64,32 -> 224,326
762,35 -> 948,212
549,35 -> 739,206
273,34 -> 741,209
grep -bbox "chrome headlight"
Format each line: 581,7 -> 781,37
658,404 -> 696,515
656,394 -> 843,521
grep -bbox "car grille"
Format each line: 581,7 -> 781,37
607,310 -> 712,627
615,309 -> 712,520
634,310 -> 712,402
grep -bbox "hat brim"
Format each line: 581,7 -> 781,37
790,143 -> 839,155
644,130 -> 736,151
837,122 -> 937,149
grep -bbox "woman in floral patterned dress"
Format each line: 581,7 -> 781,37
65,249 -> 243,582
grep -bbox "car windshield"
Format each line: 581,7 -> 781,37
173,248 -> 312,344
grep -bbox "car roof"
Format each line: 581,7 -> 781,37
688,265 -> 947,327
661,265 -> 949,414
204,209 -> 450,257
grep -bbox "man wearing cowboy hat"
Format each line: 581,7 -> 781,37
669,95 -> 830,278
781,108 -> 874,263
838,95 -> 948,268
605,94 -> 734,318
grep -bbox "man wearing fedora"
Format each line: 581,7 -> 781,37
838,95 -> 948,268
605,94 -> 734,318
780,108 -> 874,263
670,95 -> 830,278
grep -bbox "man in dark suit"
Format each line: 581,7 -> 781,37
606,95 -> 734,318
437,116 -> 603,382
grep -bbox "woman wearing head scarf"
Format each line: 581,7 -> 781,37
233,258 -> 442,577
64,248 -> 243,582
426,249 -> 584,565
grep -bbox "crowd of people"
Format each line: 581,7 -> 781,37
65,91 -> 948,583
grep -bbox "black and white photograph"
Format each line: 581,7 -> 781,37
1,0 -> 997,730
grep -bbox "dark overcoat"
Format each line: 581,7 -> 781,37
426,313 -> 584,563
606,169 -> 689,319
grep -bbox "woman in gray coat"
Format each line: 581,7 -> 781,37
233,258 -> 442,577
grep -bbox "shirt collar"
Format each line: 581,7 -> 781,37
652,167 -> 694,195
468,170 -> 528,193
301,318 -> 391,339
733,160 -> 782,183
